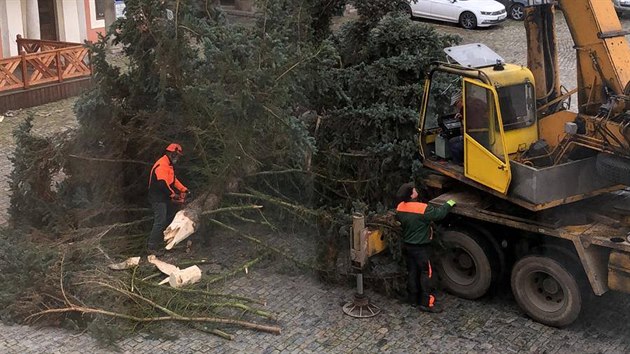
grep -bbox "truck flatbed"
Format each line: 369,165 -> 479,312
431,188 -> 630,295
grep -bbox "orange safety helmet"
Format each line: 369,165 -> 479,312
165,143 -> 183,155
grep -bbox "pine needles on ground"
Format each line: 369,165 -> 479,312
2,0 -> 460,344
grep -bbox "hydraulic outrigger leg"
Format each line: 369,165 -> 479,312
342,214 -> 381,318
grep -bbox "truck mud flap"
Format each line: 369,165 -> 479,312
608,250 -> 630,294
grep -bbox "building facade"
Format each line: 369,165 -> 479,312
0,0 -> 106,58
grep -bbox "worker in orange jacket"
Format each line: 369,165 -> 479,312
147,143 -> 189,252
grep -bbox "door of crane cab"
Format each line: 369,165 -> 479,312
418,71 -> 511,194
462,78 -> 511,193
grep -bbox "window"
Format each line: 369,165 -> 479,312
95,0 -> 105,20
464,81 -> 506,162
496,83 -> 536,131
423,71 -> 462,130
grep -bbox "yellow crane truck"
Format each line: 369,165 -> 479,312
417,0 -> 630,326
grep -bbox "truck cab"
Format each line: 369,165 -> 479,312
419,44 -> 621,211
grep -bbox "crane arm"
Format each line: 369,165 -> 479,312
526,0 -> 630,116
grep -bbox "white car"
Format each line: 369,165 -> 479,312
401,0 -> 508,29
613,0 -> 630,17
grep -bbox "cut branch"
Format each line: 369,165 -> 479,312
35,280 -> 282,335
25,306 -> 281,334
189,323 -> 234,340
207,253 -> 269,285
137,279 -> 267,305
201,205 -> 263,216
68,154 -> 151,165
227,191 -> 319,217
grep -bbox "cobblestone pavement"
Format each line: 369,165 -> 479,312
3,14 -> 630,354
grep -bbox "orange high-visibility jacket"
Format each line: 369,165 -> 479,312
148,155 -> 187,202
395,201 -> 452,245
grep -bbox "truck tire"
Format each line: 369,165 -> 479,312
469,224 -> 506,282
436,230 -> 494,299
595,153 -> 630,185
511,255 -> 582,327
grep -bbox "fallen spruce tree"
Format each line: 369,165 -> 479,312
1,0 -> 458,344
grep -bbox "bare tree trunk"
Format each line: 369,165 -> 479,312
104,0 -> 117,49
104,0 -> 116,29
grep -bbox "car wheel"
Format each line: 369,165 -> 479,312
459,11 -> 477,29
509,3 -> 525,21
398,3 -> 413,18
511,255 -> 582,327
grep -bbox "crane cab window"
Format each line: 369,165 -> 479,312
496,83 -> 536,131
464,81 -> 506,162
423,71 -> 462,132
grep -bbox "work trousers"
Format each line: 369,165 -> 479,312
403,243 -> 435,307
448,135 -> 464,164
148,201 -> 175,250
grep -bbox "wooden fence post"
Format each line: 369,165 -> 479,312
56,50 -> 63,82
88,50 -> 94,75
20,51 -> 29,89
16,34 -> 23,55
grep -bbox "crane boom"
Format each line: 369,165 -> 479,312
526,0 -> 630,116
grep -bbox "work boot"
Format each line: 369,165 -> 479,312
432,290 -> 447,302
419,304 -> 444,313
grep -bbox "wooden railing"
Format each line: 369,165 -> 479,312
0,35 -> 91,92
16,35 -> 80,53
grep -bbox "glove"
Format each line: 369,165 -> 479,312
446,199 -> 456,207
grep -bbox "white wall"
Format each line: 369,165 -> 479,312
0,0 -> 8,57
56,0 -> 82,42
77,0 -> 86,39
20,0 -> 27,34
0,0 -> 26,56
0,0 -> 91,57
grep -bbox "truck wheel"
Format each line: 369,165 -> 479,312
469,224 -> 506,282
436,230 -> 493,299
511,256 -> 582,327
595,153 -> 630,185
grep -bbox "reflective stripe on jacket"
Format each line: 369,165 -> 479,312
148,155 -> 187,202
396,201 -> 452,245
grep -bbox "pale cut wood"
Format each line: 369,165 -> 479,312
108,256 -> 141,270
147,255 -> 180,275
168,265 -> 202,288
147,256 -> 202,288
164,210 -> 197,250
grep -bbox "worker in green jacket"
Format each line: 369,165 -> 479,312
396,182 -> 456,313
